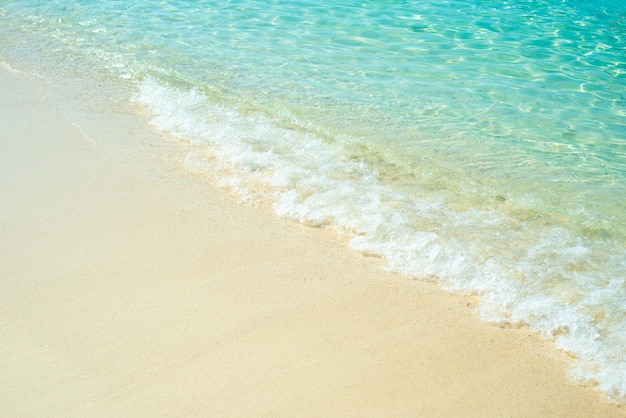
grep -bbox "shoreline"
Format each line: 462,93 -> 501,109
1,67 -> 623,417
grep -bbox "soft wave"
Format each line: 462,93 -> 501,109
135,78 -> 626,402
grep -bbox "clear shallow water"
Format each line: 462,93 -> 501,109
2,0 -> 625,402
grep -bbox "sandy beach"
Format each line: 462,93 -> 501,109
0,67 -> 623,417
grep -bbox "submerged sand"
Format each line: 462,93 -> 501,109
1,68 -> 623,417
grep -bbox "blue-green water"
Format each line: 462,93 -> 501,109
2,0 -> 625,402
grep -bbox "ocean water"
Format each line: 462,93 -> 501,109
1,0 -> 625,403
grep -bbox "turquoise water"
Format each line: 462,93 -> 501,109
2,0 -> 625,402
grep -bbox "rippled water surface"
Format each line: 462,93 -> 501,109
2,0 -> 625,402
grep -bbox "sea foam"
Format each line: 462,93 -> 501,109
3,0 -> 626,405
135,78 -> 626,402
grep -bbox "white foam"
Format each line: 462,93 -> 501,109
134,78 -> 626,403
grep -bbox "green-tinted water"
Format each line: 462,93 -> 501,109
2,0 -> 625,401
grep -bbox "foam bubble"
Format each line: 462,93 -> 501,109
135,78 -> 626,403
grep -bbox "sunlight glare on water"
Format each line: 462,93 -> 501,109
1,0 -> 625,402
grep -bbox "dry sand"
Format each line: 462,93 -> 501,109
1,67 -> 623,417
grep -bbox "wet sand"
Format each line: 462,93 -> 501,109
1,67 -> 622,417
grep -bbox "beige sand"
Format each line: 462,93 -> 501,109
1,67 -> 623,417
